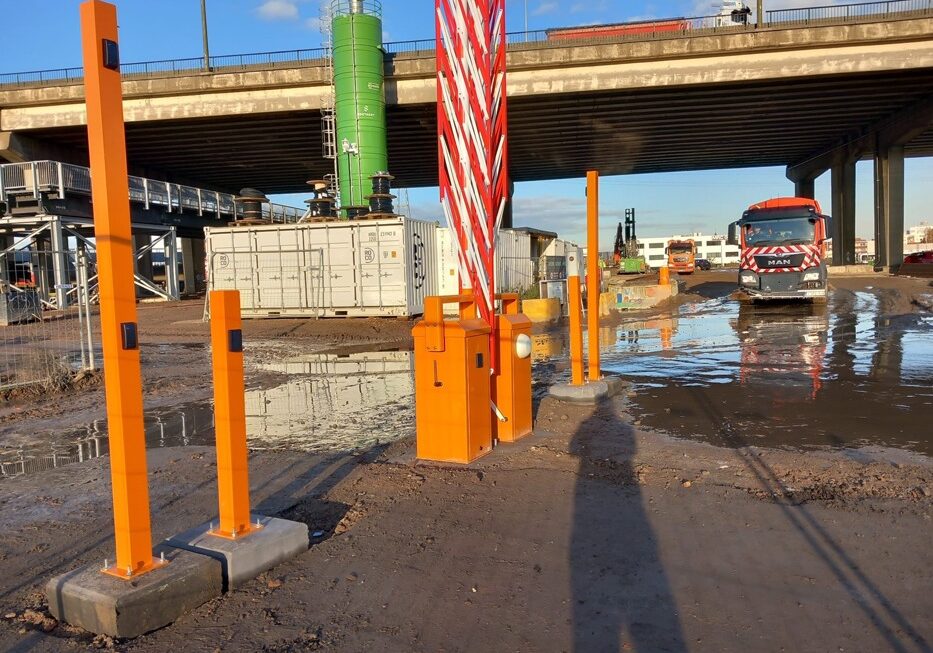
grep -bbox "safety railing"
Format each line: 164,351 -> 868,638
767,0 -> 933,25
2,0 -> 931,90
0,160 -> 302,224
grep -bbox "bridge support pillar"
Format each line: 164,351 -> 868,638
794,177 -> 816,200
873,145 -> 904,272
830,160 -> 857,266
180,238 -> 205,296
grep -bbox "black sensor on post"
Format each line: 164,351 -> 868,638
228,329 -> 243,353
102,39 -> 120,71
120,322 -> 138,350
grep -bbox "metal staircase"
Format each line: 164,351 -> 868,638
320,1 -> 340,202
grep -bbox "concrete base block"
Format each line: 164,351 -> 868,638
548,375 -> 628,404
46,545 -> 222,638
165,514 -> 308,590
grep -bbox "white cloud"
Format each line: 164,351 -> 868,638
531,1 -> 559,17
305,16 -> 322,30
258,0 -> 299,21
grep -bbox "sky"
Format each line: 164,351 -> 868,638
2,0 -> 931,247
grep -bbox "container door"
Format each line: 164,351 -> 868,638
254,227 -> 305,311
207,228 -> 258,310
312,224 -> 357,309
357,220 -> 407,310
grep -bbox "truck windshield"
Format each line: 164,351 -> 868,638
743,217 -> 815,247
669,245 -> 692,254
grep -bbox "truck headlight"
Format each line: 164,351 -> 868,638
802,269 -> 820,282
740,272 -> 757,286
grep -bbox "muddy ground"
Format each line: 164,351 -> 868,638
0,271 -> 931,652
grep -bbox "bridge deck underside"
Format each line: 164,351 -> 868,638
24,69 -> 933,194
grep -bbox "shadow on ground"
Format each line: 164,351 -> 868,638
569,405 -> 689,651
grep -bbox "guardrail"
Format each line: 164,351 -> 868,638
0,160 -> 303,224
767,0 -> 933,24
1,0 -> 931,90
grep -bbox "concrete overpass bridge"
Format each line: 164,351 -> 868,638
2,0 -> 933,267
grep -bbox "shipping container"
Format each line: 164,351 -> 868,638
205,218 -> 437,318
435,227 -> 535,297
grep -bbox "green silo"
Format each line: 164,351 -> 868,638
332,1 -> 387,214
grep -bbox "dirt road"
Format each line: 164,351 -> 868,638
0,394 -> 930,652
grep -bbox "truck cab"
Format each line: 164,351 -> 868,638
728,197 -> 831,302
666,239 -> 696,274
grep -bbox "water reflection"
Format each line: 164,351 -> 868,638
0,404 -> 216,478
617,294 -> 933,454
734,303 -> 828,400
1,351 -> 414,478
246,351 -> 414,452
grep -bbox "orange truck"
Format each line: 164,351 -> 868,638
666,239 -> 696,274
728,197 -> 832,302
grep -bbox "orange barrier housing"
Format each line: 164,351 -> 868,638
209,290 -> 258,539
493,294 -> 532,443
81,0 -> 161,579
413,294 -> 493,463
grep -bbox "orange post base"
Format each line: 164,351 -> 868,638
101,557 -> 169,580
413,295 -> 493,464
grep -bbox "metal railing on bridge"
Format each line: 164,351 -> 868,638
766,0 -> 933,25
0,0 -> 931,90
0,160 -> 303,224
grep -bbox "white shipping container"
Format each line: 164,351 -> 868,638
205,217 -> 438,318
435,227 -> 535,298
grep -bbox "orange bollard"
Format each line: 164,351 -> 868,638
568,275 -> 585,385
81,0 -> 162,579
586,170 -> 601,382
659,266 -> 670,286
209,290 -> 259,539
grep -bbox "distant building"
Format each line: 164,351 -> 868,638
633,233 -> 741,269
829,235 -> 932,264
906,222 -> 933,244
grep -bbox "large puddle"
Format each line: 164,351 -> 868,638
533,292 -> 933,455
3,288 -> 931,478
1,349 -> 413,478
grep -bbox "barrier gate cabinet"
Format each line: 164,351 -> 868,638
413,293 -> 532,463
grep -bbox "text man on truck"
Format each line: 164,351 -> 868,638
666,239 -> 696,274
728,197 -> 831,302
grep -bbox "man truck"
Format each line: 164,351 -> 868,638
666,239 -> 696,274
728,197 -> 831,302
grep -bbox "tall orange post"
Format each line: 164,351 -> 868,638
568,276 -> 585,385
586,170 -> 601,381
209,290 -> 257,538
80,0 -> 160,578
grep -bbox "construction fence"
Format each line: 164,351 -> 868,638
0,248 -> 97,393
